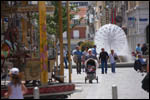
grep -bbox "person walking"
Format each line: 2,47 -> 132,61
92,45 -> 97,57
136,43 -> 142,54
82,47 -> 89,72
83,47 -> 89,58
99,48 -> 109,74
74,46 -> 83,74
86,49 -> 97,60
4,68 -> 27,99
109,50 -> 119,73
64,48 -> 68,69
141,43 -> 148,55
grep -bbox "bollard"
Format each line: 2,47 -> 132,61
112,85 -> 118,99
34,87 -> 40,99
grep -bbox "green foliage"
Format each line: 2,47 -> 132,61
48,39 -> 54,47
31,1 -> 83,37
77,41 -> 84,46
80,41 -> 94,52
31,1 -> 84,49
46,15 -> 57,35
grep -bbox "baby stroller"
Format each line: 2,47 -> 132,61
85,58 -> 99,83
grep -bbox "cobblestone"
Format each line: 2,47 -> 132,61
64,68 -> 149,99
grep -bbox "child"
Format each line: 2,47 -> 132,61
4,68 -> 27,99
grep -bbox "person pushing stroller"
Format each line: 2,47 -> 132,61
85,49 -> 97,60
85,49 -> 99,83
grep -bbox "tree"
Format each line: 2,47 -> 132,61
78,41 -> 84,46
80,41 -> 94,52
31,1 -> 84,53
32,1 -> 83,36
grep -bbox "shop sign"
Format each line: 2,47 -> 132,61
139,18 -> 148,21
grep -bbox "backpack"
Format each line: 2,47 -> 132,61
142,73 -> 149,92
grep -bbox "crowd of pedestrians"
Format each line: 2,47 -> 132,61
72,45 -> 120,74
132,43 -> 148,60
4,43 -> 148,99
133,43 -> 149,72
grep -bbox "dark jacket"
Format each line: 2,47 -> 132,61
99,51 -> 109,61
141,46 -> 148,55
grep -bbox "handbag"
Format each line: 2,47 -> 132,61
114,56 -> 118,61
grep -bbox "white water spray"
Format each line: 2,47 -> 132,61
94,24 -> 133,62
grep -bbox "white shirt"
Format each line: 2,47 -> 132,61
83,51 -> 89,57
109,53 -> 117,64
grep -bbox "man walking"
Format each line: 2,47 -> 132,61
74,46 -> 83,74
99,48 -> 109,74
64,48 -> 68,69
92,45 -> 97,57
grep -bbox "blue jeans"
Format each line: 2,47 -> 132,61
111,62 -> 116,73
101,60 -> 108,73
64,57 -> 68,68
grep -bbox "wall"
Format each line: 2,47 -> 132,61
127,4 -> 149,51
71,26 -> 86,39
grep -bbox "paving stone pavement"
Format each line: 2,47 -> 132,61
64,68 -> 149,99
1,68 -> 149,99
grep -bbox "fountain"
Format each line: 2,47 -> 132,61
94,24 -> 133,62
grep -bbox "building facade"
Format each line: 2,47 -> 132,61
91,1 -> 149,52
62,1 -> 89,50
126,1 -> 149,51
86,1 -> 105,40
86,1 -> 125,40
86,1 -> 149,52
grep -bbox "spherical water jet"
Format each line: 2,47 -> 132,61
94,24 -> 133,62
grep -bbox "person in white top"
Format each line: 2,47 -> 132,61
109,50 -> 118,73
4,68 -> 27,99
82,47 -> 89,72
83,47 -> 89,57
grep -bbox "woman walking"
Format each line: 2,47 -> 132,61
109,50 -> 119,73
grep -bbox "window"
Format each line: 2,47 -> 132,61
63,31 -> 67,39
70,2 -> 73,6
80,2 -> 83,6
73,30 -> 79,39
28,1 -> 32,5
74,19 -> 80,25
62,3 -> 66,6
73,15 -> 80,25
78,2 -> 88,6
